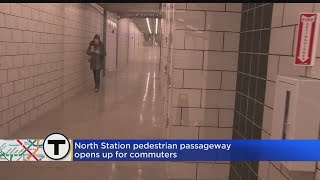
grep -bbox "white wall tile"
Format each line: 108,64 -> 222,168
259,161 -> 270,180
278,56 -> 306,76
19,43 -> 29,55
0,13 -> 5,27
187,3 -> 225,11
181,108 -> 219,127
283,3 -> 314,26
167,162 -> 197,179
0,56 -> 13,70
0,70 -> 7,84
8,68 -> 19,82
175,3 -> 187,10
172,88 -> 201,107
271,3 -> 285,28
306,58 -> 320,79
199,127 -> 232,139
219,109 -> 234,127
14,79 -> 24,93
172,69 -> 183,88
201,90 -> 235,108
2,107 -> 14,124
281,165 -> 314,180
267,55 -> 279,81
174,50 -> 203,69
203,51 -> 238,71
221,72 -> 237,90
185,31 -> 223,51
224,32 -> 240,52
0,42 -> 6,56
13,55 -> 24,68
2,82 -> 13,97
5,15 -> 17,29
0,28 -> 12,42
268,164 -> 287,180
7,43 -> 19,55
0,3 -> 11,14
174,30 -> 185,49
11,3 -> 22,17
0,123 -> 8,138
202,71 -> 221,89
0,97 -> 8,111
21,5 -> 32,19
263,105 -> 273,134
316,169 -> 320,180
169,107 -> 181,125
175,10 -> 205,30
269,26 -> 295,55
24,99 -> 33,112
8,117 -> 19,135
20,112 -> 30,128
197,163 -> 230,180
206,12 -> 241,32
265,81 -> 275,108
226,3 -> 242,12
14,103 -> 24,117
167,126 -> 199,139
262,130 -> 271,140
31,9 -> 40,21
183,70 -> 202,88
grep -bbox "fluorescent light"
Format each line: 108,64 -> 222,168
146,18 -> 152,34
155,18 -> 158,34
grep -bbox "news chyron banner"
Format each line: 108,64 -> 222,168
2,133 -> 320,161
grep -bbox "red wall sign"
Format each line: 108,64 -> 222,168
295,13 -> 320,66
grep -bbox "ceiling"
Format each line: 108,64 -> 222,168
133,17 -> 161,43
98,3 -> 161,18
98,3 -> 161,42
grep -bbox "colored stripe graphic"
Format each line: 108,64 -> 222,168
16,140 -> 39,161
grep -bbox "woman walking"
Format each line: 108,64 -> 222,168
86,34 -> 106,92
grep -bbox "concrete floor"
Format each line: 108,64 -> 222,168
0,47 -> 170,180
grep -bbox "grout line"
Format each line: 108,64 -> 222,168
175,28 -> 241,33
279,3 -> 285,27
182,69 -> 184,88
171,87 -> 236,91
291,25 -> 297,57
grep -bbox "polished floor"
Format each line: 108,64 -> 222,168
0,47 -> 170,180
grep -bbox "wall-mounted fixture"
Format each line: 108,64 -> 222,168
271,75 -> 320,172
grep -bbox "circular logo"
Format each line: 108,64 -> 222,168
43,133 -> 70,160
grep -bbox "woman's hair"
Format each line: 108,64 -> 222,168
94,34 -> 100,42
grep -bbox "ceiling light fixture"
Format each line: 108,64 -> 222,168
155,18 -> 158,34
146,18 -> 152,34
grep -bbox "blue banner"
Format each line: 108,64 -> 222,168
72,140 -> 320,161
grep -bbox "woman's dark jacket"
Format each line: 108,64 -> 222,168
86,41 -> 106,70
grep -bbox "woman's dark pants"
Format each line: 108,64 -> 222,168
93,69 -> 100,89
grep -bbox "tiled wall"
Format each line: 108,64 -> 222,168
128,21 -> 135,63
128,20 -> 144,63
229,3 -> 320,180
0,3 -> 103,138
117,18 -> 129,69
164,3 -> 242,179
252,3 -> 320,180
229,3 -> 273,180
106,11 -> 118,72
